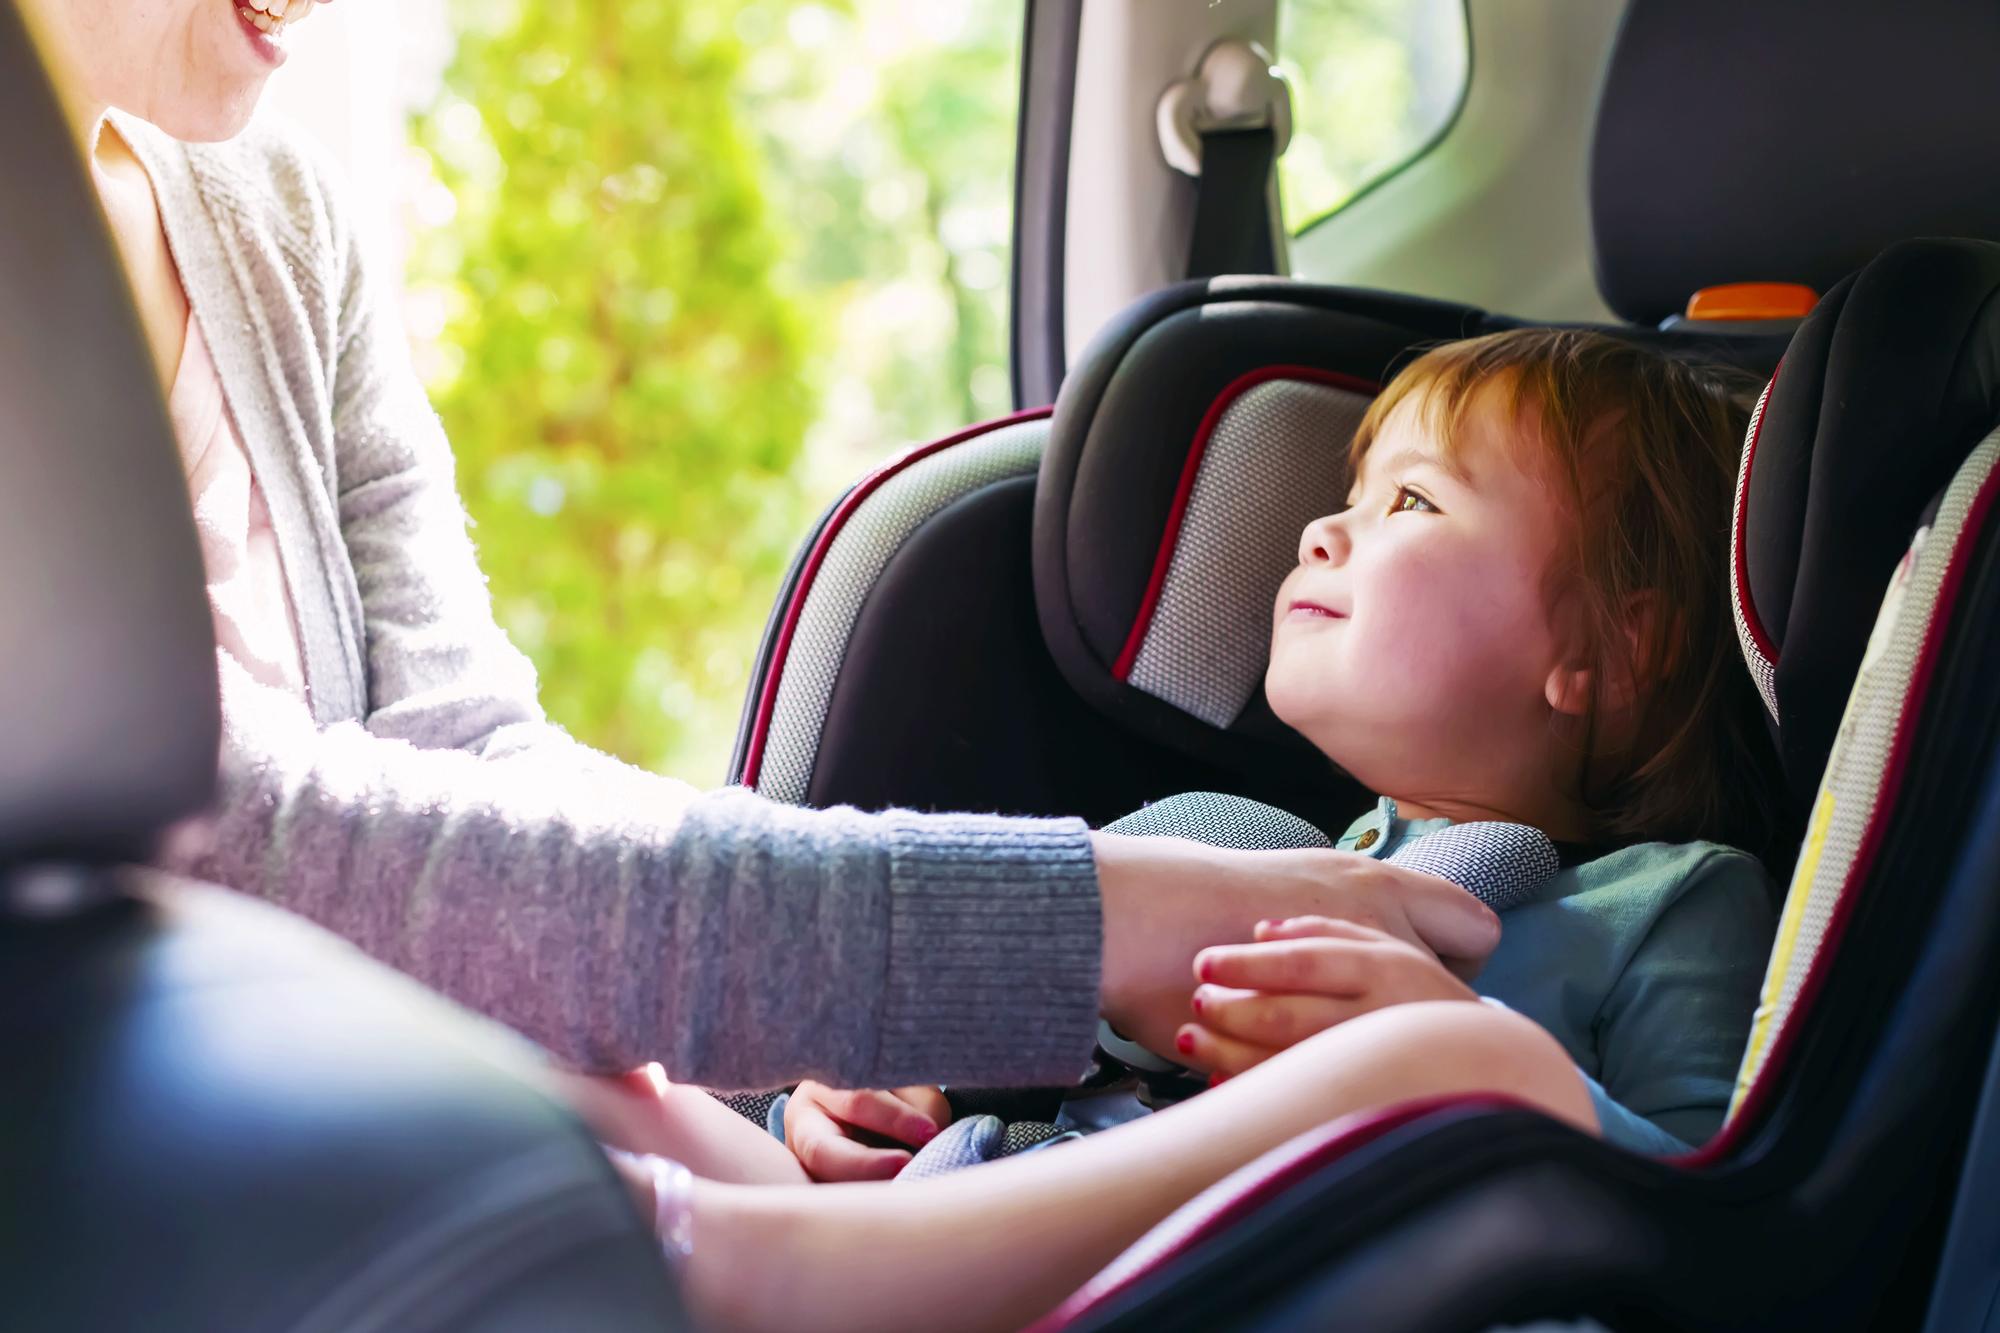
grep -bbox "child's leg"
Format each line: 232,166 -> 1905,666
681,1000 -> 1596,1333
555,1065 -> 809,1187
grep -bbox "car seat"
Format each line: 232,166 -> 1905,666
0,12 -> 686,1329
1030,235 -> 2000,1333
722,1 -> 2000,1324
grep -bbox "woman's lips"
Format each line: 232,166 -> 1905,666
234,7 -> 288,66
234,0 -> 316,66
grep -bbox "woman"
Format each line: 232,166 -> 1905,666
17,0 -> 1492,1092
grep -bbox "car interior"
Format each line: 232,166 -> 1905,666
6,0 -> 2000,1329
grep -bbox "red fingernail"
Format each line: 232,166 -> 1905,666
1198,957 -> 1216,982
1208,1072 -> 1229,1088
1191,991 -> 1207,1016
1176,1030 -> 1195,1055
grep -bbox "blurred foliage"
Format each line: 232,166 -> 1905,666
408,0 -> 1017,780
405,0 -> 1444,780
1277,0 -> 1469,233
731,2 -> 1021,491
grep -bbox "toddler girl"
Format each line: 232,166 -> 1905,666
584,328 -> 1783,1331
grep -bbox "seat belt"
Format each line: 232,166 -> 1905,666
1186,126 -> 1280,279
1159,39 -> 1292,281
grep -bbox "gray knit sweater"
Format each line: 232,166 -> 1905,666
119,111 -> 1102,1090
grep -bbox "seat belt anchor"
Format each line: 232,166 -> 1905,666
1156,38 -> 1294,178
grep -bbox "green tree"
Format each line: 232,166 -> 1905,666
728,0 -> 1021,476
409,0 -> 816,779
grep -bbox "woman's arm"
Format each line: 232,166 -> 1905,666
180,647 -> 1105,1090
160,160 -> 1104,1090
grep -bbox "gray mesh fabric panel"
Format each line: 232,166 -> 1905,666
898,1115 -> 1004,1181
1387,822 -> 1559,912
894,1115 -> 1072,1180
1128,381 -> 1369,727
1001,1120 -> 1072,1156
1103,793 -> 1552,909
1730,430 -> 2000,1113
711,1089 -> 783,1130
1731,380 -> 1781,721
756,420 -> 1049,804
1102,790 -> 1333,849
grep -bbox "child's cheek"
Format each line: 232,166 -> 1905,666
1364,542 -> 1532,695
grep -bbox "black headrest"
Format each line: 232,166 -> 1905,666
0,12 -> 218,866
1591,0 -> 2000,325
1033,278 -> 1787,786
1732,238 -> 2000,819
1034,280 -> 1487,788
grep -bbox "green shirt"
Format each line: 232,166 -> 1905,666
1339,798 -> 1777,1153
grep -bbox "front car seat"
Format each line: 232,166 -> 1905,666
0,11 -> 685,1329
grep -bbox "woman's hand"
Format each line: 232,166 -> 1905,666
1173,917 -> 1482,1077
783,1081 -> 954,1182
1091,836 -> 1499,1061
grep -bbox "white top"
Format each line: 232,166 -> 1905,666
169,307 -> 309,701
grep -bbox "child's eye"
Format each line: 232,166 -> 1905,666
1389,485 -> 1439,515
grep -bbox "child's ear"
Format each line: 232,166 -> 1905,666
1544,661 -> 1594,717
1544,593 -> 1661,718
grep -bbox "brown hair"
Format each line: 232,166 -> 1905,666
1350,328 -> 1781,851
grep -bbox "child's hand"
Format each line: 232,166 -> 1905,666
1175,917 -> 1481,1077
783,1082 -> 953,1182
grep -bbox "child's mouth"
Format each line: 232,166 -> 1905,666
1286,599 -> 1347,621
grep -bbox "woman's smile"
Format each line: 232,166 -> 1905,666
234,0 -> 315,66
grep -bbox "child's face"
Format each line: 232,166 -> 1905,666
1267,389 -> 1576,807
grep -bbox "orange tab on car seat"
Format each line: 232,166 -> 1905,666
1684,282 -> 1818,321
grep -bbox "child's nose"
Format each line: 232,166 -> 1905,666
1298,513 -> 1348,566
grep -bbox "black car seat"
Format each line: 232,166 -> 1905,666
719,1 -> 2000,1325
0,12 -> 686,1330
1030,235 -> 2000,1333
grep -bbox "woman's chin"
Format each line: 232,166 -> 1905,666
144,85 -> 267,143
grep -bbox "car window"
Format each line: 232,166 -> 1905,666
297,0 -> 1027,782
1276,0 -> 1470,235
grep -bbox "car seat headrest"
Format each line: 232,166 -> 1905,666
1591,0 -> 2000,325
0,12 -> 219,867
1730,238 -> 2000,819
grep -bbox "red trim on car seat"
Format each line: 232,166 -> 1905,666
740,407 -> 1056,790
1733,363 -> 1783,666
1679,455 -> 2000,1170
1028,1093 -> 1533,1333
1111,366 -> 1381,682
